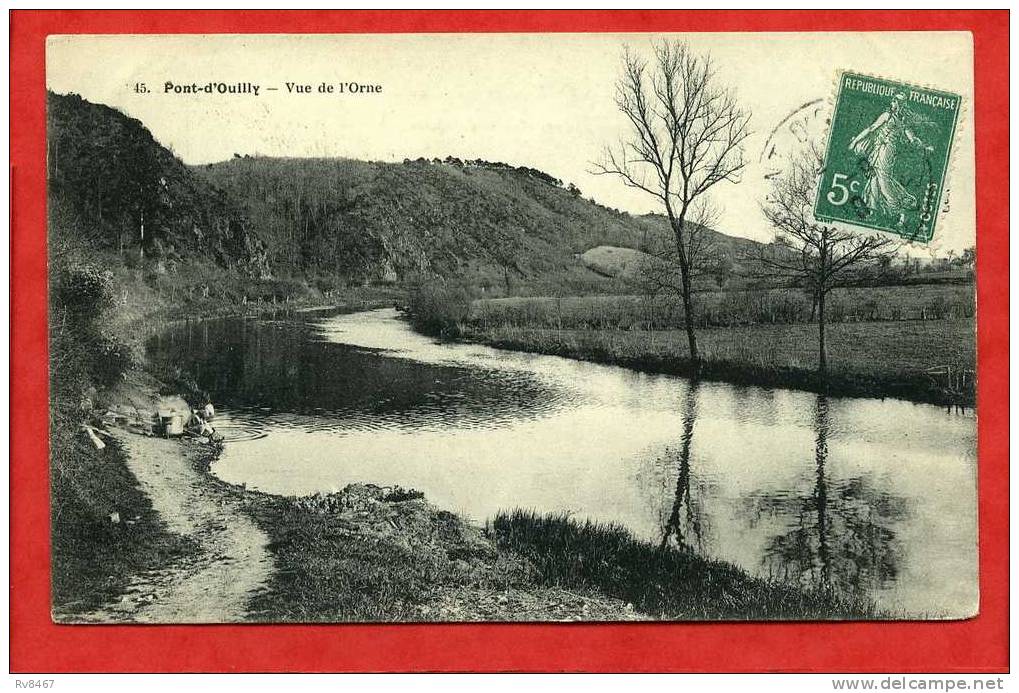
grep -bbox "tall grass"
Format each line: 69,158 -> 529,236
490,510 -> 873,620
469,284 -> 975,332
473,320 -> 976,405
405,279 -> 475,338
244,491 -> 521,623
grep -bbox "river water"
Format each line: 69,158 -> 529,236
148,308 -> 978,617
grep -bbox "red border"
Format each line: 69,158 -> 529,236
10,10 -> 1009,673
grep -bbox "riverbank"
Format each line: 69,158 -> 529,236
66,413 -> 873,621
62,417 -> 644,622
493,510 -> 874,620
61,433 -> 272,623
113,278 -> 403,356
242,479 -> 873,620
49,424 -> 200,617
235,482 -> 646,622
466,319 -> 976,407
49,282 -> 397,619
55,297 -> 879,622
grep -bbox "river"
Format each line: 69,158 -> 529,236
147,307 -> 978,618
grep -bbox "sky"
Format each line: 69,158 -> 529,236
47,32 -> 975,254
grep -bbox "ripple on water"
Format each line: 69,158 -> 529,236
212,418 -> 270,443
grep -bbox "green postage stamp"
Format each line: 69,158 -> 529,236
814,72 -> 961,243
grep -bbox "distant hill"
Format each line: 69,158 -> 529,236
194,157 -> 776,291
194,156 -> 649,289
47,91 -> 269,276
48,91 -> 782,294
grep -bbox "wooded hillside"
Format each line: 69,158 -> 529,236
47,91 -> 269,276
48,91 -> 780,293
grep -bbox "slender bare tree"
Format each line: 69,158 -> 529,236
633,200 -> 722,330
754,150 -> 899,380
595,41 -> 752,366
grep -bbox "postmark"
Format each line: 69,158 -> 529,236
759,98 -> 826,182
814,72 -> 961,243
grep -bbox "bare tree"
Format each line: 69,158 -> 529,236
754,150 -> 899,380
633,201 -> 722,329
595,41 -> 751,366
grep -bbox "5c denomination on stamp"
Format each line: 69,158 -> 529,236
814,71 -> 961,243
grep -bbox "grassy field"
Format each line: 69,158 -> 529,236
470,284 -> 975,331
456,280 -> 976,405
470,319 -> 975,405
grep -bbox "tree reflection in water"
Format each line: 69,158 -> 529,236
659,382 -> 705,553
740,395 -> 908,597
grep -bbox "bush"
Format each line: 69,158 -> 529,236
405,280 -> 475,337
91,336 -> 134,386
51,260 -> 134,395
53,263 -> 115,319
312,274 -> 346,295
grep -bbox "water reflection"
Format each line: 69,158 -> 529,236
659,383 -> 704,553
740,395 -> 907,596
147,309 -> 977,616
148,316 -> 568,434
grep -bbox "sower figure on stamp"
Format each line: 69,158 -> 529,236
848,91 -> 934,229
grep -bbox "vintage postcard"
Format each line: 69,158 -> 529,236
45,31 -> 977,625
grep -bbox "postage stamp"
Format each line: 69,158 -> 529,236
814,71 -> 961,243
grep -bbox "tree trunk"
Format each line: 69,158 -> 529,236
670,215 -> 700,367
679,265 -> 699,364
817,289 -> 828,384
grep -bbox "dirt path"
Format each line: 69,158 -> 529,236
79,433 -> 273,623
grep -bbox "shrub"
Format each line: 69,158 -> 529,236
51,260 -> 134,392
382,486 -> 426,502
406,279 -> 475,337
91,336 -> 134,386
53,263 -> 115,319
246,277 -> 309,303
